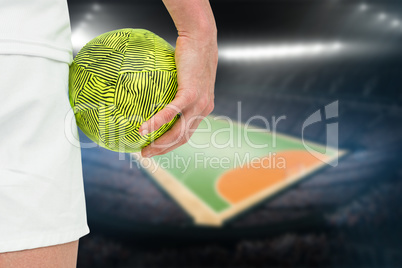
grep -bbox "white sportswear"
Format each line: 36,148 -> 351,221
0,0 -> 89,252
0,0 -> 74,64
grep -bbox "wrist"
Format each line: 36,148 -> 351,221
163,0 -> 217,41
178,14 -> 216,38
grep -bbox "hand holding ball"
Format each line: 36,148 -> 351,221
69,29 -> 179,153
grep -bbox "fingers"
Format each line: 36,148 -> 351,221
141,101 -> 212,158
141,116 -> 186,158
138,89 -> 198,135
142,115 -> 204,158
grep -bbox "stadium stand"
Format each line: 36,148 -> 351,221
67,1 -> 402,266
79,55 -> 402,228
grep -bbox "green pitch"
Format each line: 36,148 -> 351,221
136,116 -> 343,226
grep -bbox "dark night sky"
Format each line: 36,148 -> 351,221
67,0 -> 402,76
67,0 -> 402,37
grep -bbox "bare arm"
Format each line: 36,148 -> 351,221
0,240 -> 78,268
139,0 -> 218,157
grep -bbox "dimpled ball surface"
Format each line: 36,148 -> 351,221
69,29 -> 179,153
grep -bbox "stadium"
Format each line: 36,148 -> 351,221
67,0 -> 402,267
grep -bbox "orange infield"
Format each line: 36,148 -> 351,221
218,151 -> 328,204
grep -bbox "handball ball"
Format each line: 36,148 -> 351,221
69,29 -> 179,153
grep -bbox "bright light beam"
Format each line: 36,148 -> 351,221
219,43 -> 344,61
72,29 -> 90,50
378,13 -> 387,21
391,19 -> 400,28
332,42 -> 342,50
359,3 -> 368,12
92,3 -> 101,11
85,13 -> 94,20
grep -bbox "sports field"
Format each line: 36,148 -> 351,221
134,116 -> 344,226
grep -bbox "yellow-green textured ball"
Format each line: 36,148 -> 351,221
69,28 -> 179,153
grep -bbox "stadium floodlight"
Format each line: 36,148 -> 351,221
92,3 -> 101,11
332,42 -> 342,50
219,43 -> 344,61
85,13 -> 94,20
391,19 -> 400,28
76,21 -> 87,29
313,43 -> 324,53
72,30 -> 90,51
359,3 -> 368,12
378,13 -> 387,21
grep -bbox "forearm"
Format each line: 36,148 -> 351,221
141,0 -> 218,157
162,0 -> 217,39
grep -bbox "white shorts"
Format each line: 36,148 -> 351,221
0,54 -> 89,253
